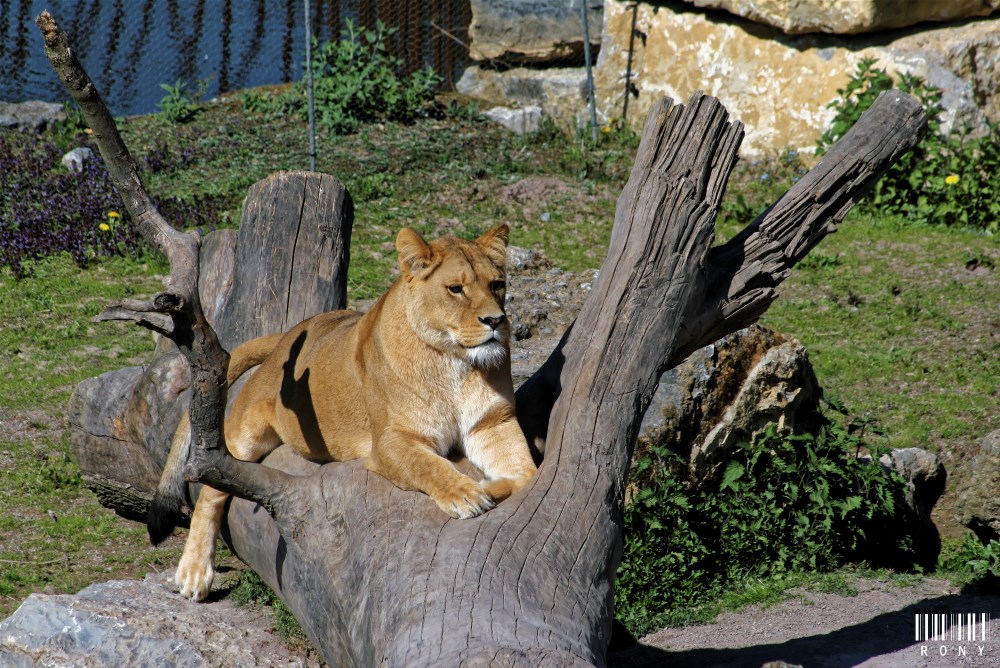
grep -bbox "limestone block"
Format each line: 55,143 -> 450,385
684,0 -> 1000,35
457,65 -> 590,129
594,2 -> 1000,155
469,0 -> 602,63
483,105 -> 544,134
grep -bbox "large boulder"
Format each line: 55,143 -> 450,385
0,574 -> 320,667
640,325 -> 824,482
457,65 -> 590,130
469,0 -> 602,64
954,429 -> 1000,542
0,100 -> 65,132
880,448 -> 947,569
684,0 -> 1000,35
593,2 -> 1000,154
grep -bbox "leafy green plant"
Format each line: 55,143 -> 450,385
157,77 -> 212,124
939,533 -> 1000,587
445,98 -> 483,123
616,405 -> 915,637
291,20 -> 440,134
49,101 -> 90,148
818,57 -> 999,233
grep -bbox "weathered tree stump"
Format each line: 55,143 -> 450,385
40,9 -> 928,667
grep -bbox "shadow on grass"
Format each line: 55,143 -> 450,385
609,592 -> 1000,668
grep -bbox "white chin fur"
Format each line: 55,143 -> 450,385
466,342 -> 508,369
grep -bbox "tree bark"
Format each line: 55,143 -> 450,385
41,9 -> 928,667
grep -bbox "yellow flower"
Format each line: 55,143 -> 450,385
99,223 -> 111,231
108,210 -> 121,218
945,174 -> 960,185
84,128 -> 93,135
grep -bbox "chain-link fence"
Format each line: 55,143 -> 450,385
1,0 -> 472,117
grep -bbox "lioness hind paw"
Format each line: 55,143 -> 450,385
175,558 -> 215,601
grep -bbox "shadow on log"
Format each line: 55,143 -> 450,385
41,9 -> 928,667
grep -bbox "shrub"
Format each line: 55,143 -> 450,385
294,20 -> 441,134
818,57 -> 1000,233
616,404 -> 915,637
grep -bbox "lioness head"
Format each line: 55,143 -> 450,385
396,224 -> 511,368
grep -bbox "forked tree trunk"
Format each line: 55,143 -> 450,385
39,11 -> 928,667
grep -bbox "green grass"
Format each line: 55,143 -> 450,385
756,214 -> 999,453
1,91 -> 997,629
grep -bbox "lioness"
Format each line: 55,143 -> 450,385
148,223 -> 537,601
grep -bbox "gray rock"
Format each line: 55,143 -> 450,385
458,65 -> 590,131
469,0 -> 602,64
880,448 -> 947,523
61,147 -> 95,174
506,245 -> 551,272
880,447 -> 946,567
641,325 -> 824,483
0,573 -> 317,667
483,105 -> 544,134
0,100 -> 66,132
954,429 -> 1000,542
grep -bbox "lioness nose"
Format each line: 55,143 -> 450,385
479,314 -> 505,330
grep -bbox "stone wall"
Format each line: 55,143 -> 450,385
458,1 -> 1000,155
469,0 -> 602,63
593,2 -> 1000,155
684,0 -> 1000,35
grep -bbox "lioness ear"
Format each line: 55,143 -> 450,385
476,223 -> 509,266
396,227 -> 432,276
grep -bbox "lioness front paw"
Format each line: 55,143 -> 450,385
434,481 -> 495,519
175,554 -> 215,601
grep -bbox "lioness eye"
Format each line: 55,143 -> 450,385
490,280 -> 506,292
447,285 -> 463,294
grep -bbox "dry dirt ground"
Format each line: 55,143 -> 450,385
610,577 -> 1000,668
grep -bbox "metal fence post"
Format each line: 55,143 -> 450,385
305,0 -> 316,172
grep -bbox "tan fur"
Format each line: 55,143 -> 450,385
172,224 -> 537,600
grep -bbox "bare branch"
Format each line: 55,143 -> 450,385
96,306 -> 175,336
517,90 -> 928,445
35,10 -> 286,515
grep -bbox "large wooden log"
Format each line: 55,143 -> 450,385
41,9 -> 928,666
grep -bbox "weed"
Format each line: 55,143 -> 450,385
349,173 -> 394,202
819,57 -> 1000,233
939,534 -> 1000,589
444,98 -> 483,123
616,405 -> 915,637
230,570 -> 307,641
157,77 -> 212,124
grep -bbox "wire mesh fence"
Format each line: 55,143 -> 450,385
1,0 -> 473,116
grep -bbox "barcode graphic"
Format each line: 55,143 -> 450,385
915,613 -> 991,642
